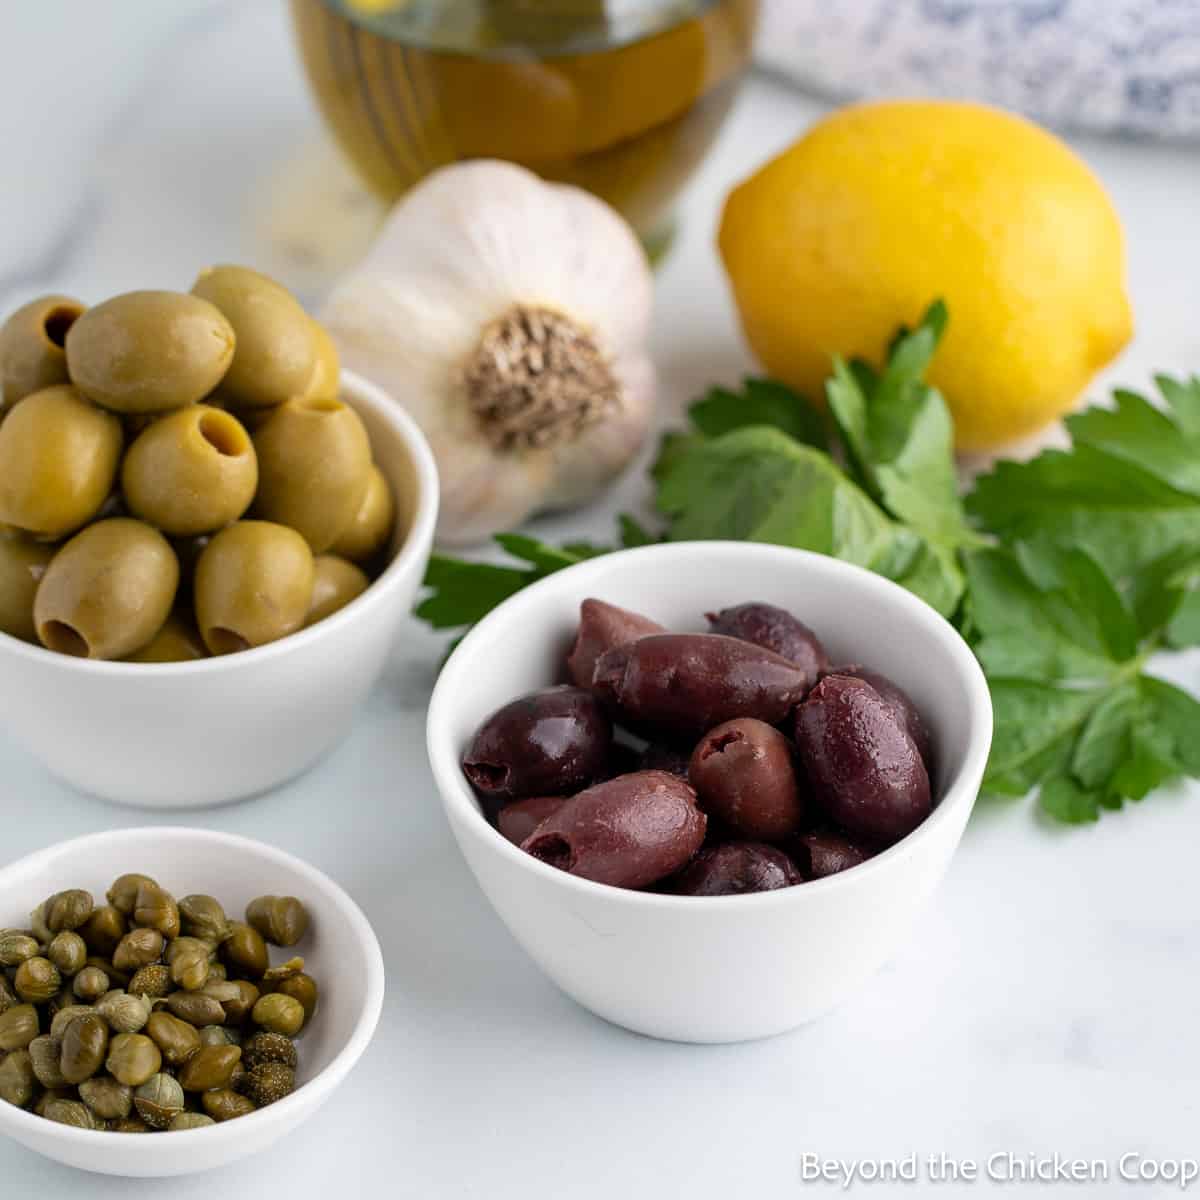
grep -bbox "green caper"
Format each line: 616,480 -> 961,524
107,874 -> 157,916
252,396 -> 372,552
73,965 -> 112,1002
95,990 -> 152,1035
207,962 -> 228,983
109,1116 -> 151,1133
0,532 -> 55,643
66,290 -> 235,414
28,1035 -> 68,1088
242,1031 -> 297,1071
194,522 -> 314,655
0,932 -> 39,967
250,993 -> 305,1037
29,903 -> 53,944
45,888 -> 94,933
0,1003 -> 39,1050
79,1076 -> 134,1121
131,880 -> 181,939
267,973 -> 318,1024
221,922 -> 269,980
331,463 -> 395,565
245,896 -> 311,948
46,931 -> 88,976
168,1112 -> 216,1131
134,1072 -> 185,1129
201,1087 -> 255,1123
0,386 -> 123,538
43,1098 -> 102,1129
60,1012 -> 110,1084
145,1010 -> 201,1067
198,1025 -> 238,1048
239,1062 -> 296,1108
0,294 -> 85,411
49,1004 -> 96,1040
179,1043 -> 242,1092
34,519 -> 180,660
106,1033 -> 162,1087
178,895 -> 232,944
191,265 -> 315,411
112,927 -> 165,972
165,991 -> 225,1028
218,980 -> 259,1025
15,957 -> 62,1004
305,555 -> 369,628
165,937 -> 213,992
0,1048 -> 36,1107
34,1087 -> 73,1116
261,956 -> 305,984
84,957 -> 130,989
80,905 -> 128,957
126,964 -> 171,1000
0,973 -> 18,1015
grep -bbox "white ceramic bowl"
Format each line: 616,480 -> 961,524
0,370 -> 438,808
428,542 -> 992,1043
0,827 -> 384,1177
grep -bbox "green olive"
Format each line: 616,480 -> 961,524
123,608 -> 208,663
122,405 -> 258,536
194,521 -> 314,655
0,386 -> 123,538
0,294 -> 85,412
106,1033 -> 162,1087
65,290 -> 235,414
252,397 -> 371,552
145,1011 -> 202,1068
330,463 -> 395,564
34,518 -> 179,660
305,555 -> 369,627
303,317 -> 340,403
178,1043 -> 241,1092
60,1012 -> 110,1084
191,266 -> 315,410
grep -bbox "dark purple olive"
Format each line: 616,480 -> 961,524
669,843 -> 803,896
522,770 -> 706,888
706,603 -> 829,688
592,634 -> 811,741
791,831 -> 872,879
639,741 -> 691,778
566,598 -> 665,689
497,796 -> 566,847
828,665 -> 932,770
688,718 -> 804,841
463,686 -> 611,803
794,675 -> 931,844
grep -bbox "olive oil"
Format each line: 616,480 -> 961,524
291,0 -> 758,248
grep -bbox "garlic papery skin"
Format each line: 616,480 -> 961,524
320,160 -> 656,545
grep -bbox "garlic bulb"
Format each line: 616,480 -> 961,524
321,160 -> 656,545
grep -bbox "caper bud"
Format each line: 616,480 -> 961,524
109,1116 -> 151,1133
112,927 -> 165,971
34,1087 -> 73,1116
166,936 -> 213,992
179,1043 -> 242,1092
0,1049 -> 36,1107
240,1062 -> 295,1108
0,932 -> 39,967
207,962 -> 228,983
29,903 -> 53,944
15,956 -> 61,1003
178,895 -> 231,944
73,965 -> 112,1001
269,973 -> 318,1024
165,991 -> 225,1028
145,1010 -> 202,1067
201,1087 -> 255,1123
250,993 -> 304,1037
28,1035 -> 68,1088
79,1076 -> 134,1120
84,956 -> 130,989
49,1004 -> 96,1040
219,980 -> 258,1025
134,1072 -> 185,1129
43,1097 -> 101,1129
0,973 -> 18,1015
221,922 -> 268,979
96,990 -> 152,1035
106,1033 -> 162,1087
242,1031 -> 297,1071
127,964 -> 171,999
168,1112 -> 215,1131
261,956 -> 305,984
46,931 -> 87,976
198,1025 -> 238,1048
107,873 -> 157,916
79,904 -> 127,957
245,896 -> 310,948
0,1003 -> 39,1050
131,880 -> 180,939
45,888 -> 94,933
60,1012 -> 110,1084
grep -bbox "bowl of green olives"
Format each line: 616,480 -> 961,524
0,268 -> 438,806
0,827 -> 385,1176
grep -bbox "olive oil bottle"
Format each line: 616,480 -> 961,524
291,0 -> 759,250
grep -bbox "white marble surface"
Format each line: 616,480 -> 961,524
2,3 -> 1200,1196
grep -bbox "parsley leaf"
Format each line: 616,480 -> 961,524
687,377 -> 828,448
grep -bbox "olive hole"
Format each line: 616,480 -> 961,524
198,412 -> 249,457
206,627 -> 250,656
463,761 -> 509,793
701,730 -> 743,760
42,307 -> 79,348
525,834 -> 574,872
41,620 -> 91,658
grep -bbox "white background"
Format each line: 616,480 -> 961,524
1,3 -> 1199,1196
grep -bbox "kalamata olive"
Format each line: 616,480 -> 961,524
792,831 -> 872,879
592,634 -> 810,740
669,843 -> 804,896
566,598 -> 664,688
795,675 -> 931,844
706,602 -> 829,688
522,770 -> 705,888
497,796 -> 566,846
463,686 -> 611,803
828,665 -> 933,771
688,717 -> 804,841
639,742 -> 691,778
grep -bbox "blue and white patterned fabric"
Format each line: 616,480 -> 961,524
756,0 -> 1200,139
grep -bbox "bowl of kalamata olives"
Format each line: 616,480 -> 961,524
427,542 -> 992,1043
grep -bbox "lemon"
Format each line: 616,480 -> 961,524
718,100 -> 1133,451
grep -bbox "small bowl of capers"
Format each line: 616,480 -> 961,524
0,826 -> 384,1177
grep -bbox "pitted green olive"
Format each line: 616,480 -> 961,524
0,532 -> 55,643
305,555 -> 368,627
123,608 -> 207,663
303,317 -> 340,403
0,294 -> 85,412
330,464 -> 395,564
